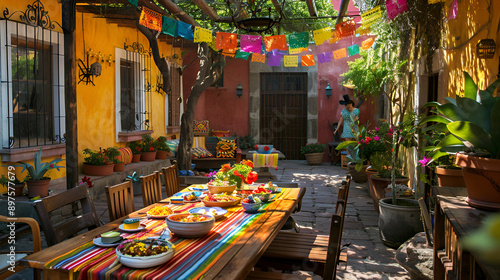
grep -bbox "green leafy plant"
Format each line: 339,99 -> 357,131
83,148 -> 107,166
9,148 -> 65,180
0,174 -> 23,185
141,135 -> 156,152
128,141 -> 142,155
238,135 -> 256,150
155,136 -> 171,152
210,160 -> 258,188
420,71 -> 500,159
370,151 -> 404,179
300,142 -> 326,155
104,147 -> 121,164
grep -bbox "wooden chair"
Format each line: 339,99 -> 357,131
162,164 -> 180,197
33,184 -> 100,247
105,181 -> 136,222
140,171 -> 163,207
0,215 -> 41,280
249,176 -> 351,279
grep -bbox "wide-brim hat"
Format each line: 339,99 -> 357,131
339,94 -> 352,105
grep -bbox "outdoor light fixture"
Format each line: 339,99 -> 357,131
236,82 -> 243,98
325,83 -> 332,98
90,61 -> 102,76
476,39 -> 496,59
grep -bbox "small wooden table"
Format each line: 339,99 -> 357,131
20,188 -> 300,280
433,187 -> 500,280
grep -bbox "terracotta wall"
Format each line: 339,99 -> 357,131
182,52 -> 250,138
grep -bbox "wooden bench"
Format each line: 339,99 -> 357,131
191,136 -> 241,170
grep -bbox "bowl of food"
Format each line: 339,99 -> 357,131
252,186 -> 272,202
166,213 -> 215,238
123,218 -> 141,230
207,183 -> 237,194
202,193 -> 240,208
241,195 -> 262,213
116,239 -> 175,268
147,205 -> 174,218
255,145 -> 274,154
189,207 -> 228,220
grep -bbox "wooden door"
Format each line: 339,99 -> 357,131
260,72 -> 308,160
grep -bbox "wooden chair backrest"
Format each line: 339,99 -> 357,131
34,185 -> 100,247
140,171 -> 163,207
105,181 -> 135,222
162,164 -> 180,197
336,175 -> 351,215
323,200 -> 346,280
0,215 -> 41,279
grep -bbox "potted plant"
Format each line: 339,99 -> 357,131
420,72 -> 500,209
0,174 -> 25,197
208,160 -> 258,191
105,147 -> 123,172
128,141 -> 142,163
140,135 -> 157,161
344,145 -> 368,183
155,136 -> 171,159
300,142 -> 326,165
82,148 -> 114,176
9,148 -> 65,198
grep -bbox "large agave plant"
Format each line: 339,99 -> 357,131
420,72 -> 500,160
10,148 -> 65,180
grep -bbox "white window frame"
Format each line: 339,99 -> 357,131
115,47 -> 145,142
0,20 -> 65,149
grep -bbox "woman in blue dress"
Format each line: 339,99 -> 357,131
334,94 -> 359,140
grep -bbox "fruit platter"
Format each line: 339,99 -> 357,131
166,213 -> 215,238
147,205 -> 174,218
116,239 -> 175,268
202,193 -> 240,208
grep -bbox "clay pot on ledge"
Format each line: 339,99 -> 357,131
83,164 -> 114,176
156,150 -> 168,160
304,152 -> 324,165
141,151 -> 157,161
132,154 -> 141,163
113,162 -> 125,172
435,166 -> 465,187
365,166 -> 378,199
12,183 -> 25,197
455,153 -> 500,210
26,178 -> 51,198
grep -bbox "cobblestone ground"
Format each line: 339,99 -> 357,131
270,160 -> 410,280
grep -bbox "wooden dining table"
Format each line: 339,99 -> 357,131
20,187 -> 300,280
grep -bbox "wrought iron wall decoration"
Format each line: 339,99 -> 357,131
156,75 -> 166,95
2,0 -> 61,30
124,41 -> 152,55
476,39 -> 496,59
78,49 -> 115,85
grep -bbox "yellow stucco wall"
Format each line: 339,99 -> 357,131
443,0 -> 500,94
0,0 -> 182,193
75,12 -> 182,167
0,0 -> 65,192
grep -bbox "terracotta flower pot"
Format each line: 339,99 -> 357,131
26,179 -> 51,198
370,175 -> 409,213
13,183 -> 25,197
114,162 -> 125,172
348,163 -> 368,183
156,150 -> 168,160
455,153 -> 500,210
141,151 -> 157,162
132,154 -> 141,163
83,164 -> 114,176
435,166 -> 466,187
304,152 -> 324,165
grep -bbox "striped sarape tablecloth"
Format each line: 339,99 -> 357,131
252,153 -> 279,168
44,201 -> 273,280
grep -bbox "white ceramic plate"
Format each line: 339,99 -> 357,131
189,185 -> 209,191
93,237 -> 123,247
118,224 -> 146,232
188,207 -> 228,220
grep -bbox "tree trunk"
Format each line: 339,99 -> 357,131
177,43 -> 225,170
